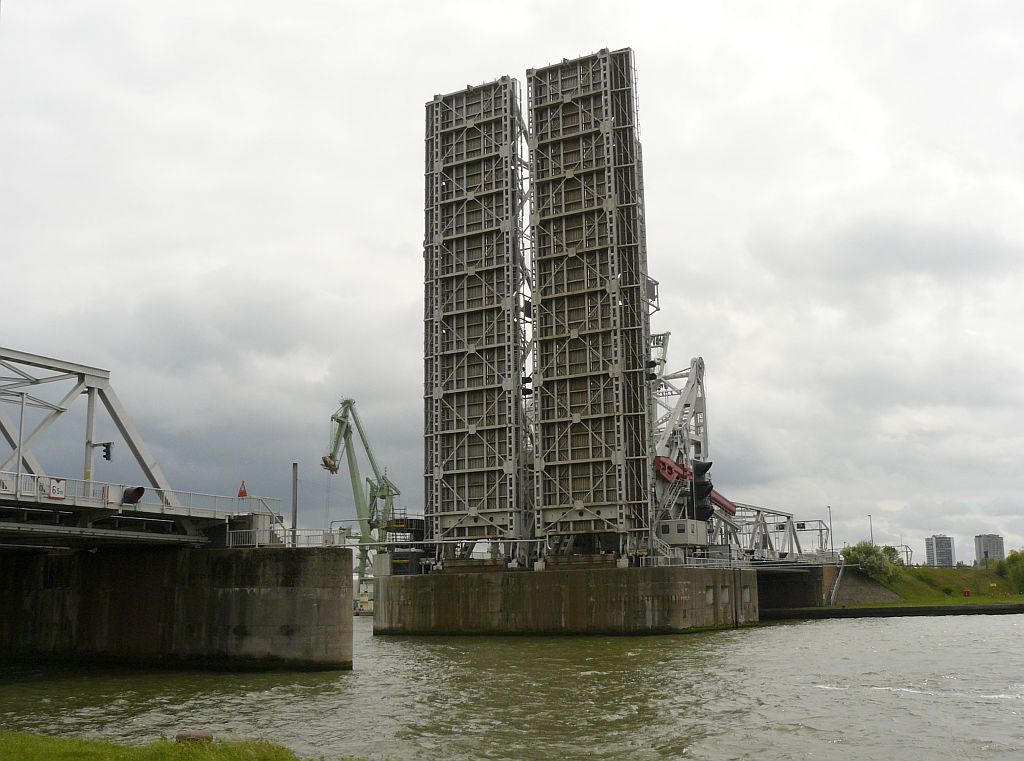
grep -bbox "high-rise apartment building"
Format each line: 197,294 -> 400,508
974,534 -> 1005,568
925,534 -> 956,567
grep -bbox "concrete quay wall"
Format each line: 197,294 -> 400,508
757,566 -> 827,610
374,565 -> 758,635
0,547 -> 352,670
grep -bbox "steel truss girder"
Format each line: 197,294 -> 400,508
0,347 -> 179,506
649,333 -> 710,525
727,502 -> 834,560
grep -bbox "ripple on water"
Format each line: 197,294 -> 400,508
2,616 -> 1024,759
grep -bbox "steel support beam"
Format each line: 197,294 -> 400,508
0,407 -> 45,476
0,347 -> 179,507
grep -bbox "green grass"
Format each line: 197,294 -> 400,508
0,731 -> 302,761
882,565 -> 1024,605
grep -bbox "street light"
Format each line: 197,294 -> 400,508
868,514 -> 874,546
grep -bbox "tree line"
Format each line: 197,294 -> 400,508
841,542 -> 1024,593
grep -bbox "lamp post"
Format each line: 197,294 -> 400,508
868,514 -> 874,546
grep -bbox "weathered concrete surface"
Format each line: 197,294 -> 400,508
761,603 -> 1024,620
757,566 -> 827,610
833,568 -> 902,606
822,564 -> 839,602
374,566 -> 758,635
0,547 -> 352,670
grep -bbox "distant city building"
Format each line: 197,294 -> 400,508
974,534 -> 1005,568
925,535 -> 956,567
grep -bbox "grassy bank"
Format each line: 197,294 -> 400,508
884,565 -> 1024,604
0,730 -> 301,760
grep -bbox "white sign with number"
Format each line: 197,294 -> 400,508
49,478 -> 67,500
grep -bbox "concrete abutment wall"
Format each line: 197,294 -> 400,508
757,566 -> 828,610
0,547 -> 352,670
375,566 -> 758,635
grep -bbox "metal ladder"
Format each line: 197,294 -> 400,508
659,478 -> 687,516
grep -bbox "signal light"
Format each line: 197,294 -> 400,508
121,486 -> 145,505
102,442 -> 113,461
691,459 -> 714,521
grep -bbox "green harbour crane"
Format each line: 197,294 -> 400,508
321,398 -> 400,587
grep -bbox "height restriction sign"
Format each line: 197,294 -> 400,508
48,478 -> 67,500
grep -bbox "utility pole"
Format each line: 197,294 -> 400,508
83,387 -> 97,497
827,505 -> 834,559
291,462 -> 299,548
15,392 -> 26,494
868,514 -> 874,546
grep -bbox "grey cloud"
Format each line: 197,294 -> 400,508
3,0 -> 1023,562
757,214 -> 1021,286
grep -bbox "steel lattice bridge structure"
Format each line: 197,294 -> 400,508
0,347 -> 281,549
415,47 -> 834,572
1,48 -> 835,570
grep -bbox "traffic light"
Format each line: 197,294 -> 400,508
691,459 -> 714,521
645,360 -> 659,382
102,442 -> 112,461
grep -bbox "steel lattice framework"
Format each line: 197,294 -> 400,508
423,78 -> 531,556
526,48 -> 655,555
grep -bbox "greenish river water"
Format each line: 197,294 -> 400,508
2,615 -> 1023,760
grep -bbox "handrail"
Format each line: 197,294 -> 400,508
650,533 -> 675,558
0,469 -> 283,520
828,559 -> 845,606
228,527 -> 347,549
640,552 -> 840,570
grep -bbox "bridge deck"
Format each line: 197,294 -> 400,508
0,521 -> 210,547
0,470 -> 282,548
0,470 -> 280,522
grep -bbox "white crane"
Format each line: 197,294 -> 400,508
650,333 -> 710,522
649,333 -> 741,554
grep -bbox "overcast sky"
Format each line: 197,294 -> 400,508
3,1 -> 1022,563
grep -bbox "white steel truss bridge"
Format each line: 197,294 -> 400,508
0,347 -> 282,548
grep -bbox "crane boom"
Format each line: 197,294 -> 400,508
654,355 -> 708,462
348,404 -> 384,482
321,398 -> 400,586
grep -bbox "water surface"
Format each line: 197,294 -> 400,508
2,616 -> 1022,759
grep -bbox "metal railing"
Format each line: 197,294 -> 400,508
640,550 -> 840,569
650,533 -> 675,558
0,470 -> 282,520
227,527 -> 350,549
225,526 -> 847,573
828,559 -> 846,606
641,554 -> 744,569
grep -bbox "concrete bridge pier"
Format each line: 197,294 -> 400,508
375,565 -> 759,635
0,547 -> 352,670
